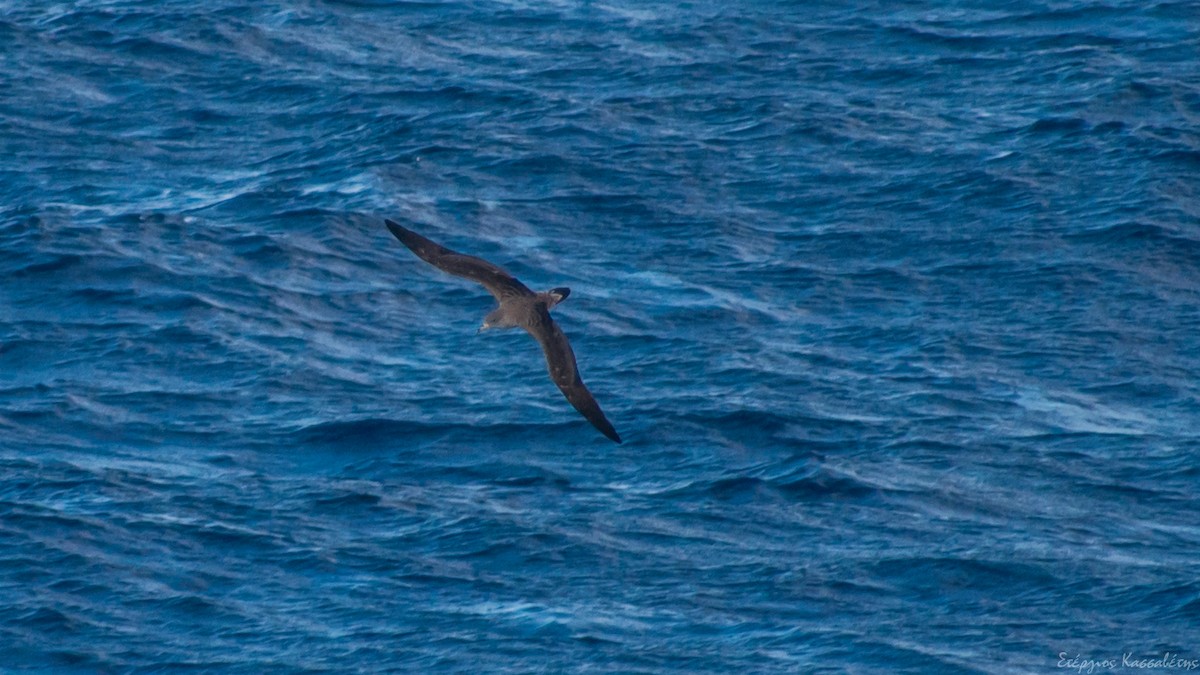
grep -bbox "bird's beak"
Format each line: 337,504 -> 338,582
476,325 -> 484,335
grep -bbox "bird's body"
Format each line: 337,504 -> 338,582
385,219 -> 622,444
483,287 -> 570,330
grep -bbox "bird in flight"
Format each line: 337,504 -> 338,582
385,219 -> 622,444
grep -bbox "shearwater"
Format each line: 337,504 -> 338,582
385,219 -> 622,444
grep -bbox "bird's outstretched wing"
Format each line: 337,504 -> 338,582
386,219 -> 532,300
522,305 -> 622,444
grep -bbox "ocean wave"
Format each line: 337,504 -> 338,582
2,0 -> 1198,670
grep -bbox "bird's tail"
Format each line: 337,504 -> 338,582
546,287 -> 571,307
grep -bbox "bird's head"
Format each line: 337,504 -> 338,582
479,307 -> 508,334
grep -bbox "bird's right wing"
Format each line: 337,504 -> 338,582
386,219 -> 532,300
523,305 -> 622,444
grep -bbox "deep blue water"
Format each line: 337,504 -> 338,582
2,0 -> 1199,671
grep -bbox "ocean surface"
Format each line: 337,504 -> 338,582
2,0 -> 1199,672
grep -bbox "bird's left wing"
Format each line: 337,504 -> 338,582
522,305 -> 622,444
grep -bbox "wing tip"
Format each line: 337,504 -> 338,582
384,218 -> 407,239
385,218 -> 430,258
599,424 -> 623,444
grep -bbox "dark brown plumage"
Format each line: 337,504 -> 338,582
385,219 -> 622,444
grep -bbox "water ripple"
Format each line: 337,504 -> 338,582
1,0 -> 1198,671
